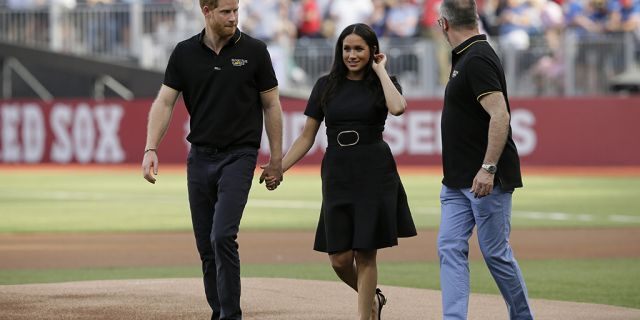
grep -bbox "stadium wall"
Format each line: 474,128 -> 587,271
0,97 -> 638,166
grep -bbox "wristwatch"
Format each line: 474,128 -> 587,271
481,163 -> 497,174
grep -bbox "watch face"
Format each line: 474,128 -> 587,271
483,164 -> 497,174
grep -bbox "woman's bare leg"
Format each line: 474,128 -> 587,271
329,250 -> 357,290
355,250 -> 378,320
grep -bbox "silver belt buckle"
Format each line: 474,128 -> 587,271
337,130 -> 359,147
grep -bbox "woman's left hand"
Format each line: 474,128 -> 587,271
372,53 -> 387,73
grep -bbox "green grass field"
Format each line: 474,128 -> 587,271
1,169 -> 639,232
1,168 -> 639,309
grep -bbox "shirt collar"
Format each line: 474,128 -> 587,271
452,34 -> 487,56
198,28 -> 242,48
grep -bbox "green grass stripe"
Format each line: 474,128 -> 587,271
1,171 -> 640,232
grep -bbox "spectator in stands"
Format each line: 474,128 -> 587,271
498,0 -> 533,50
608,0 -> 640,34
297,0 -> 323,38
329,0 -> 374,39
529,0 -> 566,95
420,0 -> 451,87
385,0 -> 420,38
239,0 -> 280,42
566,0 -> 617,93
385,0 -> 421,80
370,0 -> 389,37
565,0 -> 611,35
476,0 -> 502,35
312,0 -> 333,37
142,1 -> 284,319
7,0 -> 46,8
270,0 -> 300,89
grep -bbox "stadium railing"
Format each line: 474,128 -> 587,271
1,3 -> 638,98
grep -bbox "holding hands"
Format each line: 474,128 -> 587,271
259,160 -> 283,191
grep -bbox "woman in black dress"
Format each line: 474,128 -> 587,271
264,23 -> 416,320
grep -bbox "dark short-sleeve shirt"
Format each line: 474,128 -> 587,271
304,75 -> 401,127
440,34 -> 522,189
163,29 -> 278,149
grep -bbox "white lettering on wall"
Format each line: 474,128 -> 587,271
50,103 -> 126,163
385,116 -> 405,154
94,105 -> 124,163
50,104 -> 73,162
257,109 -> 535,159
73,104 -> 95,163
0,102 -> 536,164
511,109 -> 537,156
0,104 -> 46,162
21,104 -> 45,163
384,111 -> 442,155
1,105 -> 21,162
407,111 -> 441,154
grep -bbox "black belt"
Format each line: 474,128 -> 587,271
326,126 -> 383,147
191,144 -> 255,154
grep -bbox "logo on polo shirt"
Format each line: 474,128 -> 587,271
451,70 -> 459,78
231,59 -> 248,67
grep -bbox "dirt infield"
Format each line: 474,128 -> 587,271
1,228 -> 640,319
2,278 -> 640,320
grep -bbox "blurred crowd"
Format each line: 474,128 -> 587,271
3,0 -> 637,41
2,0 -> 638,95
2,0 -> 188,8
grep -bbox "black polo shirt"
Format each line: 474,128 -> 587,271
163,29 -> 278,149
440,34 -> 522,190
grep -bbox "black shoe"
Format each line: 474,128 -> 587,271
375,288 -> 387,320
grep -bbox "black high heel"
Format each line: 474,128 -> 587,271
375,288 -> 387,320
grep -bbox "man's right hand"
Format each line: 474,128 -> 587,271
259,161 -> 283,191
142,150 -> 159,184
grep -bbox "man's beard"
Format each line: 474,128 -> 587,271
216,24 -> 236,37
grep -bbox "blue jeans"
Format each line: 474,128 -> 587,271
187,146 -> 258,320
438,185 -> 533,320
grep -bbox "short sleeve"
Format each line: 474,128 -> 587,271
465,56 -> 503,101
163,44 -> 183,91
255,44 -> 279,92
304,76 -> 328,121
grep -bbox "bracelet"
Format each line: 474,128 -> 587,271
144,148 -> 157,154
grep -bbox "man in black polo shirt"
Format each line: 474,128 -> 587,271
141,0 -> 283,319
435,0 -> 534,319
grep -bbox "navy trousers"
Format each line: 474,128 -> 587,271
187,146 -> 258,320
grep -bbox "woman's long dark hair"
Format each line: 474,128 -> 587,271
320,23 -> 392,111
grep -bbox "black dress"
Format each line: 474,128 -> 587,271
305,76 -> 417,253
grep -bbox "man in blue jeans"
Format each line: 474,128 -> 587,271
436,0 -> 534,318
141,0 -> 283,319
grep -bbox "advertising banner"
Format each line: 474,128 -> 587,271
1,97 -> 638,165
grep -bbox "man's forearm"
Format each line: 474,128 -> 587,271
145,100 -> 174,150
484,112 -> 509,164
263,103 -> 283,162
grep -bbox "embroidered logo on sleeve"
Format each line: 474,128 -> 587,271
231,59 -> 248,67
451,70 -> 459,78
